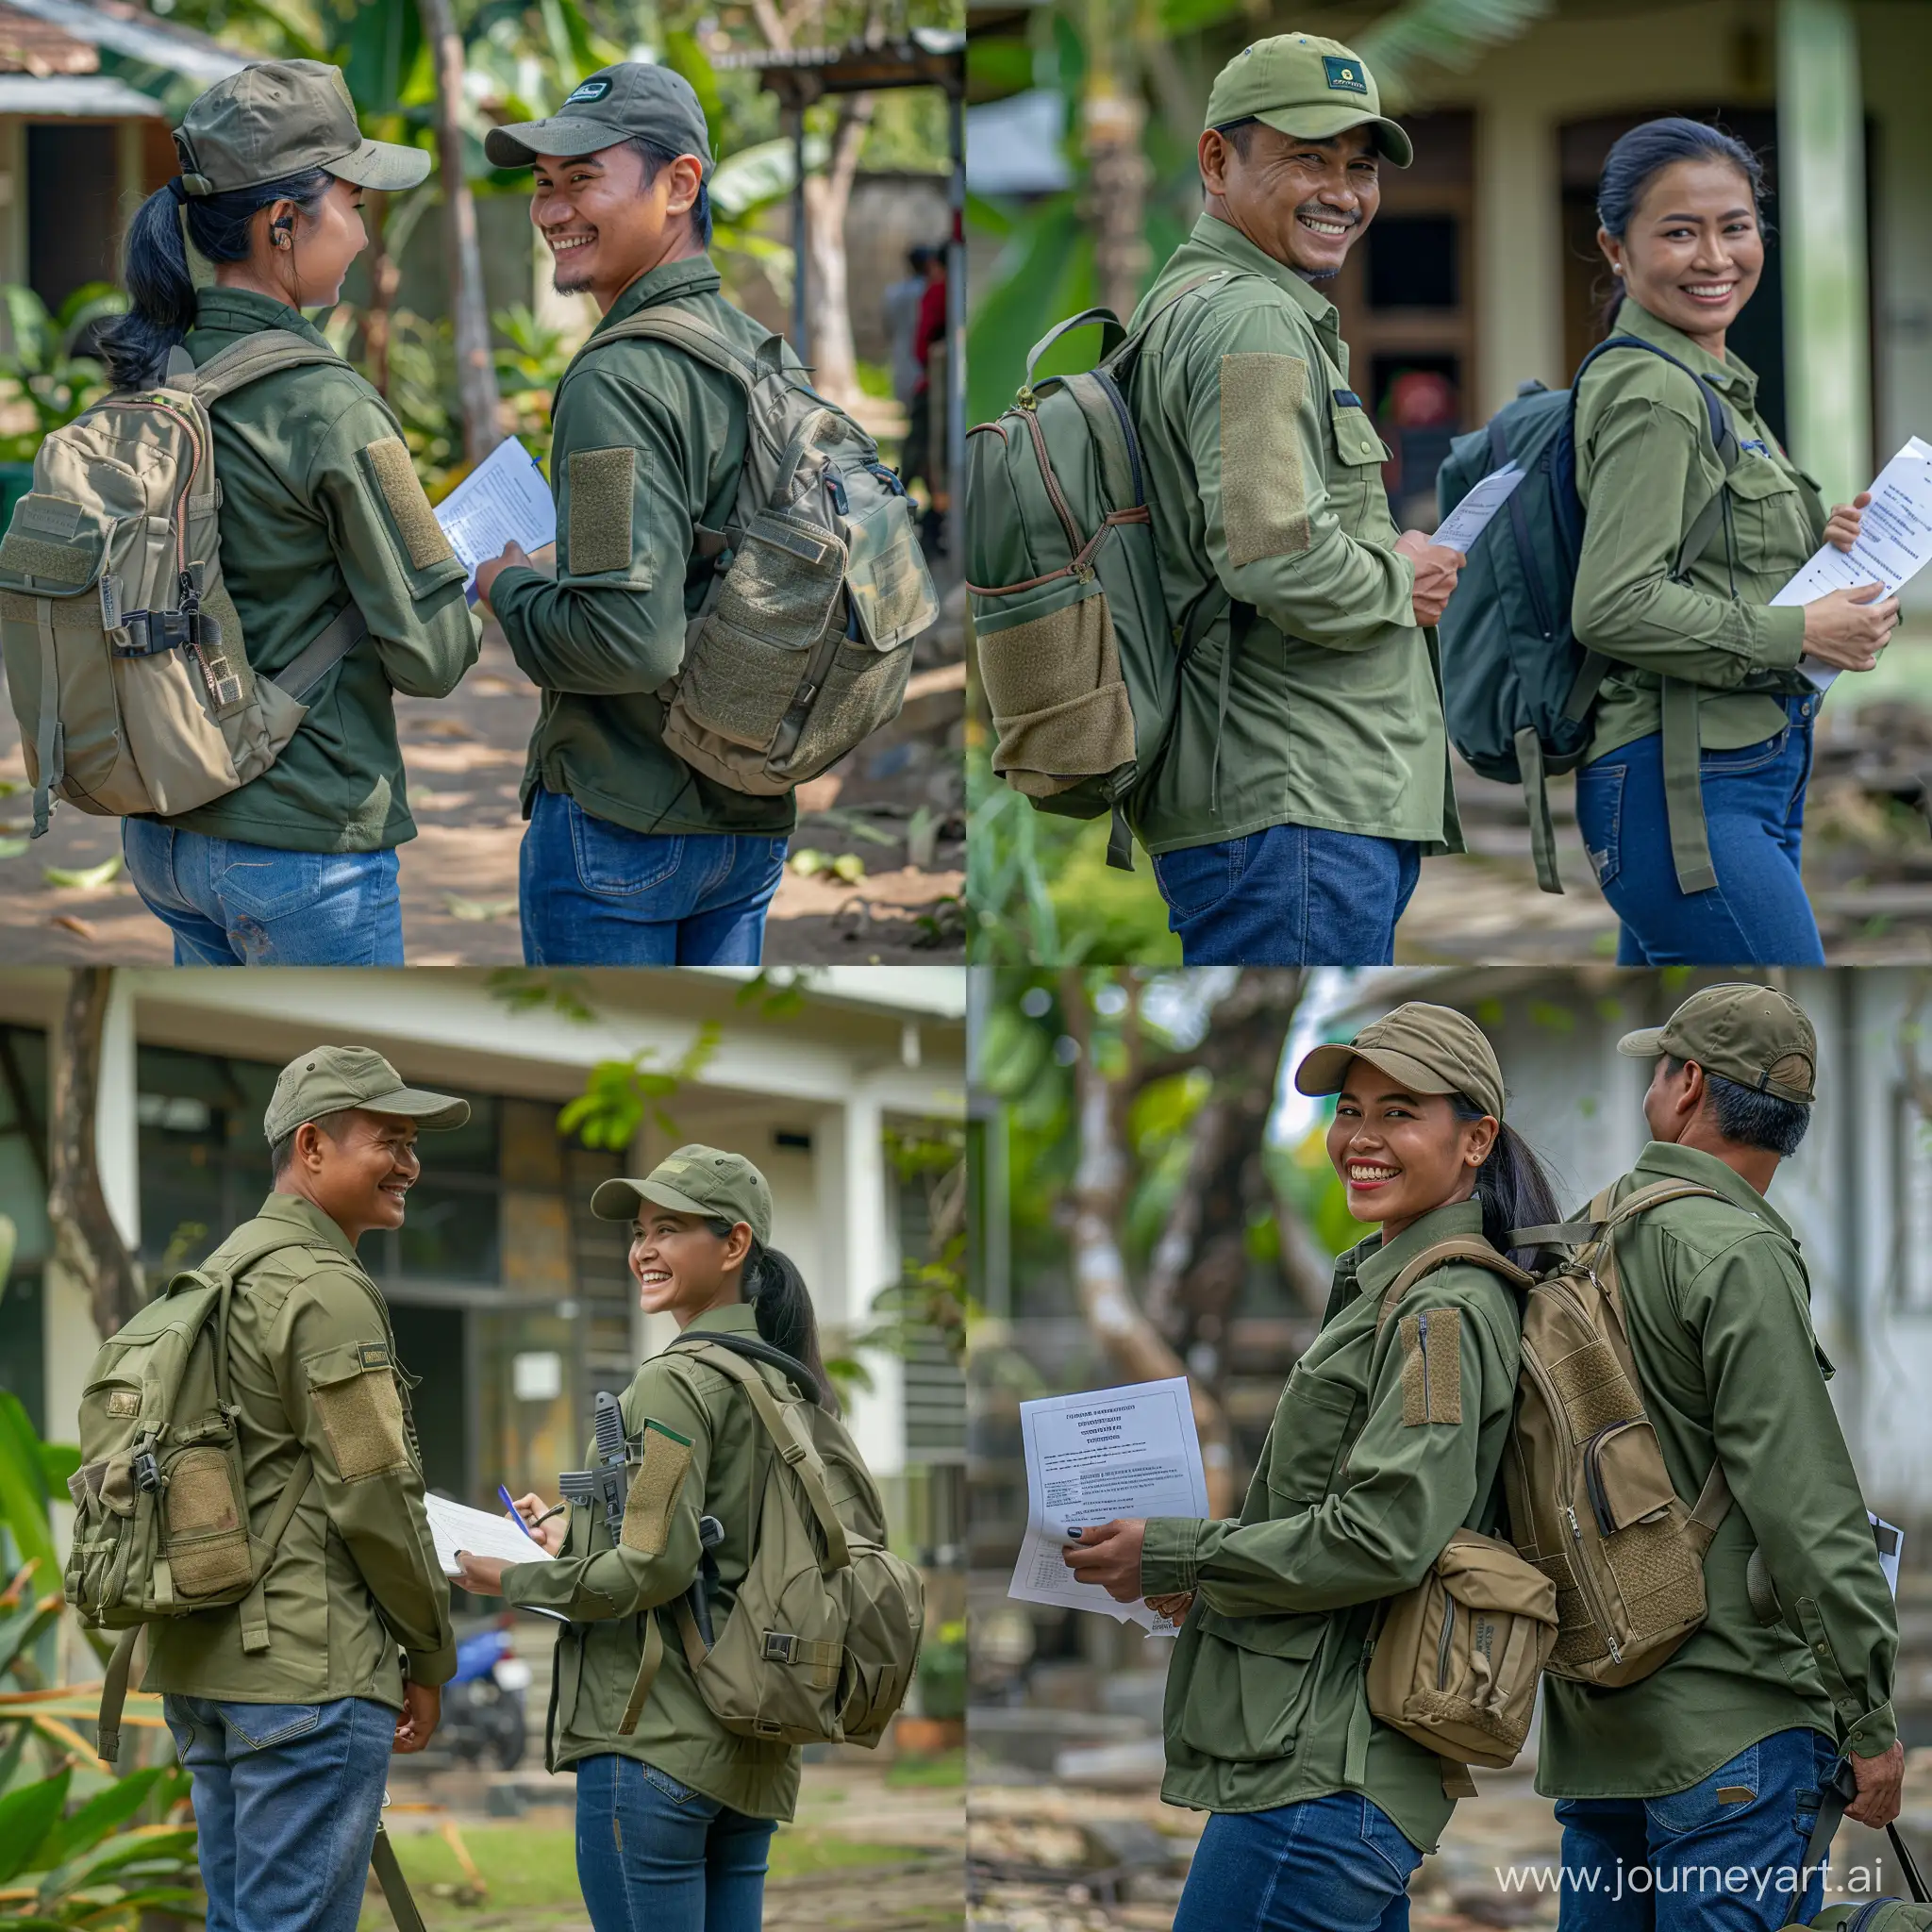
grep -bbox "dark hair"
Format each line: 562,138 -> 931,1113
1212,116 -> 1262,161
707,1219 -> 836,1413
1664,1057 -> 1810,1158
268,1107 -> 355,1179
908,243 -> 935,274
1592,117 -> 1767,335
625,136 -> 713,248
100,169 -> 334,390
1448,1096 -> 1564,1272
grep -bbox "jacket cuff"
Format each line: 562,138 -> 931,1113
1757,600 -> 1807,668
1843,1700 -> 1897,1759
1140,1517 -> 1204,1596
406,1641 -> 457,1689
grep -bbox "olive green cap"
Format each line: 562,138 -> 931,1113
485,62 -> 714,176
264,1045 -> 470,1145
1296,1002 -> 1507,1121
591,1144 -> 773,1244
1617,983 -> 1817,1106
175,59 -> 430,198
1204,33 -> 1411,168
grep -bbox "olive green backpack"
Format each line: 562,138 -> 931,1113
1791,1756 -> 1930,1926
552,311 -> 939,795
618,1336 -> 925,1747
0,331 -> 371,838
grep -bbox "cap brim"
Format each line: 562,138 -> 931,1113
1294,1042 -> 1459,1100
484,115 -> 633,169
591,1177 -> 726,1224
1252,104 -> 1412,168
360,1086 -> 470,1130
325,139 -> 431,192
1616,1026 -> 1669,1059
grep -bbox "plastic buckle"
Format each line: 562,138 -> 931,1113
761,1631 -> 798,1663
132,1450 -> 161,1493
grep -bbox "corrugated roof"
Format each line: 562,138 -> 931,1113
0,0 -> 97,75
0,0 -> 242,83
0,70 -> 165,112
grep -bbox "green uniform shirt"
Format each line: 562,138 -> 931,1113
1574,298 -> 1824,764
1140,1200 -> 1519,1853
1124,215 -> 1461,858
490,258 -> 796,842
499,1303 -> 887,1821
142,1194 -> 457,1705
1538,1141 -> 1897,1797
155,288 -> 481,852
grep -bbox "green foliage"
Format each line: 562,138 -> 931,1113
913,1618 -> 965,1721
557,1022 -> 723,1150
490,303 -> 577,471
0,1397 -> 63,1601
0,1763 -> 198,1928
0,287 -> 127,463
486,967 -> 599,1025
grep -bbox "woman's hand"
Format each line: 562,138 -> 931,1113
1802,582 -> 1901,673
455,1551 -> 511,1596
510,1492 -> 567,1556
473,540 -> 531,609
1145,1591 -> 1195,1624
1061,1520 -> 1147,1604
1823,491 -> 1870,553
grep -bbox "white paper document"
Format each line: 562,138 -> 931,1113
424,1492 -> 554,1578
1772,437 -> 1932,690
1007,1376 -> 1210,1633
1430,461 -> 1526,556
432,436 -> 557,591
1871,1512 -> 1904,1597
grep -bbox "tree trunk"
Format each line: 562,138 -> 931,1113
362,190 -> 403,400
417,0 -> 501,464
1081,81 -> 1150,327
47,970 -> 142,1341
801,92 -> 875,406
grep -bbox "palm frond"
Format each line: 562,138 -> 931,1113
1357,0 -> 1555,108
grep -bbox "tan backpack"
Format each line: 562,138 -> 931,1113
553,310 -> 939,795
618,1337 -> 924,1748
0,332 -> 370,837
1361,1237 -> 1558,1782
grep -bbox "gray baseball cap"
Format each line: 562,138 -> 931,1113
591,1144 -> 773,1244
485,62 -> 713,175
264,1046 -> 470,1144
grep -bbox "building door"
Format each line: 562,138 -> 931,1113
26,123 -> 120,312
391,1303 -> 469,1504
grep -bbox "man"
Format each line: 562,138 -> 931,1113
147,1046 -> 464,1932
1543,984 -> 1900,1929
475,65 -> 795,966
1128,33 -> 1467,966
885,243 -> 935,420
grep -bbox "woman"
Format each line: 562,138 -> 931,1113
1065,1004 -> 1561,1932
100,59 -> 480,965
1569,117 -> 1897,965
455,1145 -> 888,1932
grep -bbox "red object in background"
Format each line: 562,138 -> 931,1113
1385,370 -> 1457,428
913,272 -> 948,393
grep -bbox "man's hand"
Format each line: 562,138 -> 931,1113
392,1681 -> 440,1755
1395,528 -> 1464,627
454,1551 -> 510,1596
1061,1520 -> 1147,1604
1844,1740 -> 1905,1827
1824,491 -> 1871,554
474,540 -> 531,609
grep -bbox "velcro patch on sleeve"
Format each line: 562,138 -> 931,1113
568,446 -> 637,576
1399,1307 -> 1463,1425
1219,352 -> 1311,568
311,1364 -> 411,1481
363,436 -> 457,571
620,1418 -> 694,1556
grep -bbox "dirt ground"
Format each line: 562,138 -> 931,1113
0,609 -> 965,966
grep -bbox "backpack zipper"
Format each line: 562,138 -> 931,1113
1019,406 -> 1087,558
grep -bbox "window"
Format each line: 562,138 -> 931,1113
1894,1090 -> 1932,1313
1365,215 -> 1458,309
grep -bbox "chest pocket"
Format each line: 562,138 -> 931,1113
1264,1367 -> 1360,1507
1723,452 -> 1811,575
1326,390 -> 1393,541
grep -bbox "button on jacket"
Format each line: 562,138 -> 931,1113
489,258 -> 797,843
1139,1199 -> 1520,1853
1538,1141 -> 1897,1797
1574,297 -> 1825,766
141,1193 -> 456,1705
500,1302 -> 889,1821
1125,214 -> 1461,859
156,288 -> 481,853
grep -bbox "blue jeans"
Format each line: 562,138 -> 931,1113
1574,695 -> 1824,965
162,1694 -> 394,1932
1151,824 -> 1422,965
1555,1728 -> 1836,1930
124,819 -> 404,966
1174,1792 -> 1424,1932
574,1754 -> 775,1932
520,787 -> 789,965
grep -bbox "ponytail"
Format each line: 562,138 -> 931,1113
708,1221 -> 839,1414
1448,1097 -> 1563,1273
99,168 -> 333,391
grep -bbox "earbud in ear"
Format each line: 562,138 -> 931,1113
272,215 -> 293,249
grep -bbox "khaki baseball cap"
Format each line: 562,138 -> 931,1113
1295,1002 -> 1507,1120
264,1046 -> 470,1144
591,1144 -> 773,1244
1617,983 -> 1817,1106
485,62 -> 714,175
175,60 -> 430,197
1205,34 -> 1411,168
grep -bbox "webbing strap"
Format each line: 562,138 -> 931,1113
187,330 -> 346,405
1774,1765 -> 1930,1926
1660,675 -> 1717,895
370,1820 -> 428,1932
270,602 -> 368,704
238,1454 -> 314,1656
1375,1238 -> 1533,1336
1106,803 -> 1134,873
1515,724 -> 1562,895
1510,1177 -> 1722,1251
95,1627 -> 141,1765
1342,1625 -> 1376,1785
32,597 -> 58,837
1560,650 -> 1609,725
1683,1457 -> 1732,1557
617,1607 -> 665,1736
1208,602 -> 1255,819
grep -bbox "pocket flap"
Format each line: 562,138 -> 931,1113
1196,1607 -> 1329,1658
1592,1419 -> 1679,1529
1435,1530 -> 1559,1623
1328,394 -> 1389,469
0,494 -> 109,596
1724,454 -> 1799,500
845,497 -> 939,652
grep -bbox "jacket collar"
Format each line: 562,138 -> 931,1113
192,286 -> 335,354
1610,296 -> 1757,408
1174,213 -> 1341,336
597,254 -> 724,336
680,1301 -> 760,1340
1630,1140 -> 1793,1242
252,1191 -> 361,1261
1350,1195 -> 1489,1310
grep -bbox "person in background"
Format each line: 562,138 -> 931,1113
901,244 -> 950,550
885,242 -> 935,420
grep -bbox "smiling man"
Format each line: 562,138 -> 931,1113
1127,33 -> 1468,967
145,1045 -> 466,1932
472,64 -> 796,968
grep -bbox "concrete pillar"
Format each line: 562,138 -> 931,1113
818,1085 -> 903,1478
97,973 -> 139,1257
1473,96 -> 1563,416
1778,0 -> 1872,508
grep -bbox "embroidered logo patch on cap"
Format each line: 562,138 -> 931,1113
566,78 -> 612,103
1324,55 -> 1368,94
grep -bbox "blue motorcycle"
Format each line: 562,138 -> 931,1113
440,1621 -> 531,1771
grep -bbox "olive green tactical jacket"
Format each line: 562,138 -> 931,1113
501,1302 -> 887,1820
1538,1141 -> 1897,1797
141,1193 -> 456,1705
1574,298 -> 1825,765
154,288 -> 481,852
1124,215 -> 1461,858
490,258 -> 797,842
1140,1199 -> 1519,1853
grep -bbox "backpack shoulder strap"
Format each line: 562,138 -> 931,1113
1374,1237 -> 1534,1335
1509,1177 -> 1724,1251
185,328 -> 348,405
557,308 -> 781,406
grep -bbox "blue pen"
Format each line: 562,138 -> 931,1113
498,1485 -> 541,1542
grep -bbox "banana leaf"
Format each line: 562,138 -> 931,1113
0,1770 -> 67,1886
